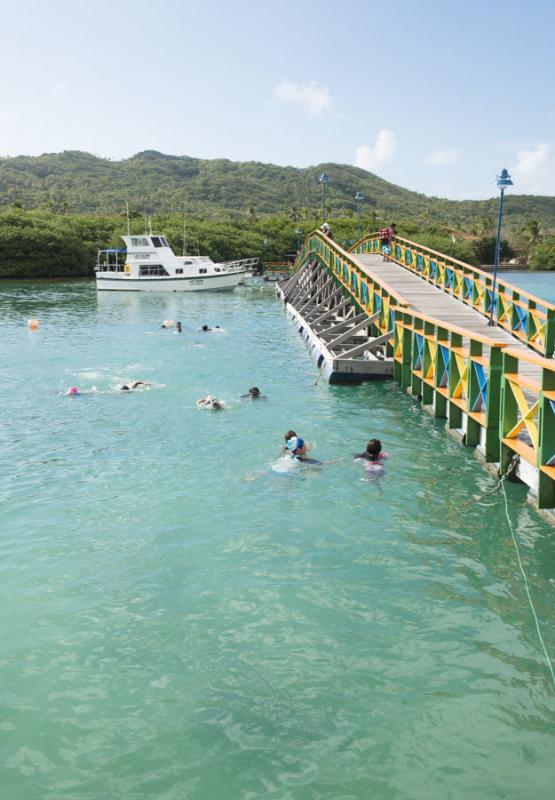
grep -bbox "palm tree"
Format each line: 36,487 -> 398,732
521,218 -> 544,251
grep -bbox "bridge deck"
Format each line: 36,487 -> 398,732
353,253 -> 541,386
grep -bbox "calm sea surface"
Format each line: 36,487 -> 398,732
1,274 -> 555,799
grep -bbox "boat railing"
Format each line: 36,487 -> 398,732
221,257 -> 259,273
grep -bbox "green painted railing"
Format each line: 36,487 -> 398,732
352,233 -> 555,358
292,231 -> 555,510
500,347 -> 555,508
297,232 -> 409,347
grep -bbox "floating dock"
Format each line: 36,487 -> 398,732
277,258 -> 392,383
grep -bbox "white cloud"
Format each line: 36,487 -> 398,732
355,129 -> 397,171
0,111 -> 13,124
511,143 -> 555,194
427,148 -> 461,166
274,80 -> 333,115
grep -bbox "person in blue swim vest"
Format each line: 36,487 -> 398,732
283,430 -> 308,459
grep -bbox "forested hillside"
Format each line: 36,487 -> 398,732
1,150 -> 555,232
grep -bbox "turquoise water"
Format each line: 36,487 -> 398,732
1,277 -> 555,799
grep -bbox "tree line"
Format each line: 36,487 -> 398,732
1,207 -> 553,280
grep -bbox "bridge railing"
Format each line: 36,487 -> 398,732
393,307 -> 507,463
298,231 -> 409,347
352,233 -> 555,358
500,347 -> 555,507
295,232 -> 555,507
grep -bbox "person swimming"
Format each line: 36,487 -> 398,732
242,386 -> 265,400
354,438 -> 385,462
120,380 -> 151,391
176,321 -> 182,333
200,325 -> 211,332
196,395 -> 224,410
283,430 -> 308,460
64,386 -> 79,396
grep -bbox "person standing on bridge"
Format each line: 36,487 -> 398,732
380,223 -> 397,261
320,222 -> 334,241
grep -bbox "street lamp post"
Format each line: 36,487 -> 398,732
355,191 -> 364,240
319,172 -> 329,223
295,228 -> 303,252
489,168 -> 514,326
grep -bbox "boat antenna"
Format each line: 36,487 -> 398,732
149,216 -> 153,236
144,206 -> 148,234
196,235 -> 200,256
183,219 -> 188,256
125,194 -> 130,236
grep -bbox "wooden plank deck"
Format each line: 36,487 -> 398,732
353,253 -> 542,388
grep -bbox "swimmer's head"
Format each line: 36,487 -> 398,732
284,430 -> 296,442
201,325 -> 209,331
249,387 -> 260,398
366,439 -> 382,460
121,385 -> 130,391
67,386 -> 79,395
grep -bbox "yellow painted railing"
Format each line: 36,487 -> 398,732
352,233 -> 555,357
293,230 -> 555,508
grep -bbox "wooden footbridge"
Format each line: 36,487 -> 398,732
278,230 -> 555,511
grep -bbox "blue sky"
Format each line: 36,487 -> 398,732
0,0 -> 553,199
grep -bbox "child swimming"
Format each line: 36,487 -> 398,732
283,430 -> 308,460
354,439 -> 386,462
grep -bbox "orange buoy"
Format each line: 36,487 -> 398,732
27,319 -> 39,330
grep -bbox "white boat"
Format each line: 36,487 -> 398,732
95,234 -> 258,292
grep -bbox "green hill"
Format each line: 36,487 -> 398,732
1,150 -> 555,231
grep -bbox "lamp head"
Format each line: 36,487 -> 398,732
295,228 -> 303,235
355,191 -> 364,202
496,168 -> 513,190
319,172 -> 329,185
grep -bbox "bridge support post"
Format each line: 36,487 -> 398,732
448,332 -> 463,430
433,325 -> 448,418
484,346 -> 503,462
538,365 -> 555,508
545,309 -> 555,358
411,318 -> 423,398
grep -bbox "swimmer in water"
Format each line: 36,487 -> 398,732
283,430 -> 308,460
196,395 -> 224,410
200,324 -> 211,332
354,438 -> 386,462
120,380 -> 151,391
176,321 -> 182,333
241,386 -> 265,400
65,386 -> 79,396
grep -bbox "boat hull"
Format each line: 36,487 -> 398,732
96,272 -> 244,292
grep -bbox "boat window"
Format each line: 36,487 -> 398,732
214,267 -> 221,272
176,269 -> 183,275
139,264 -> 170,276
131,237 -> 149,247
183,260 -> 192,265
199,268 -> 208,274
151,236 -> 163,248
160,237 -> 170,247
